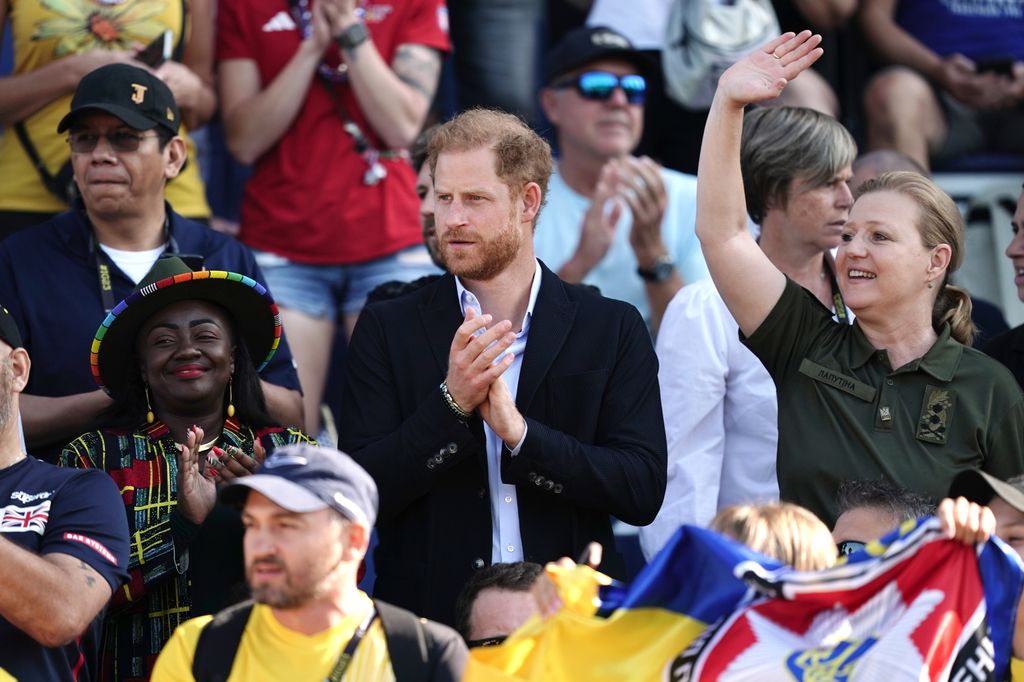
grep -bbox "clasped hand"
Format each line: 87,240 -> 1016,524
444,307 -> 526,446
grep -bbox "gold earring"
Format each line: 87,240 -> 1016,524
144,385 -> 155,425
227,378 -> 235,418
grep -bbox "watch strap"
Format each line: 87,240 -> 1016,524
335,22 -> 369,50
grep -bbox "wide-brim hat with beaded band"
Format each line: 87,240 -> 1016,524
91,255 -> 282,399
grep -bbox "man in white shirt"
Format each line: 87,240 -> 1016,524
535,26 -> 709,331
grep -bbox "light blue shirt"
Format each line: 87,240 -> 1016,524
533,164 -> 709,323
455,260 -> 542,564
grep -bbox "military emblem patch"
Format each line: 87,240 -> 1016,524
917,386 -> 955,444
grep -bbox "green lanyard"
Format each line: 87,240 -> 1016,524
325,607 -> 378,682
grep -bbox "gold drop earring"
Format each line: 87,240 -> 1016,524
144,385 -> 155,425
226,378 -> 235,418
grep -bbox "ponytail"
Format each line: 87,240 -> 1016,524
933,283 -> 975,346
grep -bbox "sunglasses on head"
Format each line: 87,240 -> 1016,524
837,540 -> 866,557
68,130 -> 159,154
552,71 -> 647,105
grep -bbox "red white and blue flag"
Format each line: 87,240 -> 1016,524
0,501 -> 50,535
467,517 -> 1024,681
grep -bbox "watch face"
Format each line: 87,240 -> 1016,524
654,261 -> 674,281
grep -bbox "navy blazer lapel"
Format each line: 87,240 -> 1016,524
419,273 -> 462,376
516,263 -> 576,413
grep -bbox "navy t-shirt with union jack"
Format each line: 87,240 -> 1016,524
0,455 -> 129,681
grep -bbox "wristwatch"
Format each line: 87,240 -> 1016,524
334,22 -> 369,50
637,255 -> 676,282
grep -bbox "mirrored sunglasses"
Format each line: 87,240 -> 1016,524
553,71 -> 646,105
837,540 -> 866,557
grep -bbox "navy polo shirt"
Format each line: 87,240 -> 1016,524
0,208 -> 302,448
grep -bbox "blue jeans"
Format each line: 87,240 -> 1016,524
254,245 -> 441,320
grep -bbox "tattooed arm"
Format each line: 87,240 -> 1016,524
0,538 -> 112,647
341,40 -> 442,149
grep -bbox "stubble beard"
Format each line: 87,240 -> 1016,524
443,208 -> 523,282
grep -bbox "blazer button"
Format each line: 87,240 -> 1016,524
478,487 -> 486,498
527,472 -> 537,482
426,460 -> 436,470
447,442 -> 458,454
544,480 -> 555,491
432,454 -> 444,464
472,558 -> 486,570
553,484 -> 563,494
535,476 -> 545,486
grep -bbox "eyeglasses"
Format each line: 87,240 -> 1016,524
68,130 -> 159,153
837,540 -> 866,557
466,636 -> 507,649
551,71 -> 647,105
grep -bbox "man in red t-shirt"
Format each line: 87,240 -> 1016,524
217,0 -> 449,437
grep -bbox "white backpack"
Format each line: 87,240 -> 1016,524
662,0 -> 780,111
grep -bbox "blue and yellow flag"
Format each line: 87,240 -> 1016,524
466,518 -> 1024,681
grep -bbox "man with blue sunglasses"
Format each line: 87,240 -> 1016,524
536,26 -> 710,333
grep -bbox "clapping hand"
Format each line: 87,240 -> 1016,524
716,31 -> 824,107
444,307 -> 516,413
209,439 -> 266,483
176,425 -> 217,525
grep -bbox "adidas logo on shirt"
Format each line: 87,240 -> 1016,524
262,11 -> 296,32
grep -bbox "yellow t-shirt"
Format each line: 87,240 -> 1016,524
0,0 -> 210,217
151,594 -> 396,682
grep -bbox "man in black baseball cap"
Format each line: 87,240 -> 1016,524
151,444 -> 467,681
535,25 -> 704,333
57,62 -> 180,135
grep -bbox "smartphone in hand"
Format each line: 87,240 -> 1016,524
137,29 -> 173,68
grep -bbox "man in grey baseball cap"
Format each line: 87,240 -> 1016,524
152,444 -> 467,681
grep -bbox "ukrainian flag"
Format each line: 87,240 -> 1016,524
465,518 -> 1024,681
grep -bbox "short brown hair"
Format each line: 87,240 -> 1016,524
857,172 -> 975,345
427,108 -> 552,222
710,502 -> 836,571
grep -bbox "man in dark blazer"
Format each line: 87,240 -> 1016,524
340,109 -> 667,627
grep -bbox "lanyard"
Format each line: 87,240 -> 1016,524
826,261 -> 850,325
90,213 -> 176,314
325,607 -> 377,682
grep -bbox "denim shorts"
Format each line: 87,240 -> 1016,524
254,245 -> 442,320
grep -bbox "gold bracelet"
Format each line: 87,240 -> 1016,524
439,381 -> 472,421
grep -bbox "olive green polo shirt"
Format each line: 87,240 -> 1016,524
744,278 -> 1024,526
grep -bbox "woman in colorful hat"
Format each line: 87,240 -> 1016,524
60,255 -> 313,681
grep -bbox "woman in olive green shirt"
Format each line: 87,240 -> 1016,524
694,31 -> 1024,527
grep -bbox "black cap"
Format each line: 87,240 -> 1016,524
0,307 -> 22,350
58,63 -> 180,134
220,444 -> 379,527
544,26 -> 653,85
949,470 -> 1024,514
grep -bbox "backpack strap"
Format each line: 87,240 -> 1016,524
191,600 -> 255,682
374,599 -> 431,682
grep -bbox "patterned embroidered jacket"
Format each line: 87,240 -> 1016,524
60,418 -> 313,682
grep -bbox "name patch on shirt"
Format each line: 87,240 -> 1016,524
917,386 -> 955,445
799,360 -> 876,402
